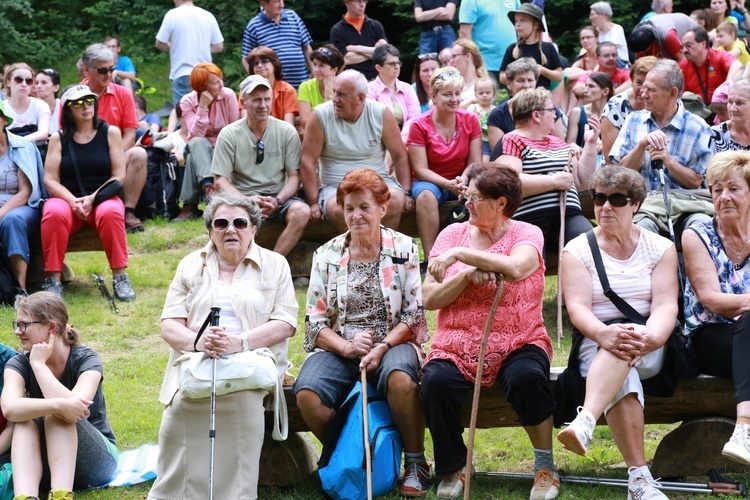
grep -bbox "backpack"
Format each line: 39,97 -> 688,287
318,381 -> 403,500
135,147 -> 181,220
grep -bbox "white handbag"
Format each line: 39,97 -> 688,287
175,348 -> 288,440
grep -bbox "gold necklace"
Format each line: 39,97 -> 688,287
718,224 -> 750,270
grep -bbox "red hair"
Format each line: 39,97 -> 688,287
189,63 -> 223,93
336,169 -> 391,207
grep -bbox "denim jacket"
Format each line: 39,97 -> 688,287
8,131 -> 46,208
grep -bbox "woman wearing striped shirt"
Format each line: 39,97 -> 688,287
494,87 -> 599,261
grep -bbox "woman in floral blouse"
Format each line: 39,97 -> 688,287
293,168 -> 431,496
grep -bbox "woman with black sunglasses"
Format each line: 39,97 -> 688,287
2,63 -> 51,143
41,84 -> 135,301
149,191 -> 296,500
558,165 -> 678,500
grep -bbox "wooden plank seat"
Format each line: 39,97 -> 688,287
261,368 -> 743,485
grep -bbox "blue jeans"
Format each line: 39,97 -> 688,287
419,27 -> 456,54
171,75 -> 192,105
0,205 -> 40,263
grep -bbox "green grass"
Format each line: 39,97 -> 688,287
0,217 -> 740,499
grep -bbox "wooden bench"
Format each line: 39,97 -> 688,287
259,368 -> 743,485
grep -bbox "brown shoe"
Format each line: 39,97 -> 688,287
202,182 -> 216,202
170,204 -> 201,223
124,211 -> 144,233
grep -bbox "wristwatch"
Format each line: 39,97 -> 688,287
242,338 -> 249,352
275,196 -> 283,211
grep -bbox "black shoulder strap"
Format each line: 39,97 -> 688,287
585,230 -> 647,325
65,136 -> 87,197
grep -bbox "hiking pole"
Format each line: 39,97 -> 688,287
207,307 -> 221,500
361,368 -> 373,500
474,471 -> 747,495
653,160 -> 685,296
464,274 -> 505,500
557,151 -> 573,348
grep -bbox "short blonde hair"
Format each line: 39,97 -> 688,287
706,150 -> 750,190
430,66 -> 464,94
509,87 -> 551,124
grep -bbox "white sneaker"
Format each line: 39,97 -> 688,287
436,465 -> 473,498
627,467 -> 668,499
556,406 -> 595,456
530,467 -> 560,500
722,423 -> 750,465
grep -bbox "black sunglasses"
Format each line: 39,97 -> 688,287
13,76 -> 34,85
95,66 -> 116,75
256,140 -> 265,164
418,52 -> 438,60
67,97 -> 96,109
211,217 -> 250,231
250,58 -> 272,68
591,191 -> 631,207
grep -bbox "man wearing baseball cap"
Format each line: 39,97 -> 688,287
210,75 -> 309,256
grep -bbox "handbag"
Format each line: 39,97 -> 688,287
586,230 -> 699,380
174,310 -> 288,440
64,126 -> 123,206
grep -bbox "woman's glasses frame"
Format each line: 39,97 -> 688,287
250,58 -> 272,68
67,97 -> 96,109
591,191 -> 631,207
211,217 -> 251,231
12,321 -> 43,333
13,76 -> 34,85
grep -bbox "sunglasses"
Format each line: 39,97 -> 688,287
591,191 -> 631,207
435,71 -> 462,81
211,217 -> 250,231
12,320 -> 43,333
95,66 -> 116,75
383,61 -> 402,68
418,52 -> 438,60
39,68 -> 58,78
256,140 -> 265,164
316,47 -> 335,57
250,58 -> 272,68
67,97 -> 96,109
13,76 -> 34,85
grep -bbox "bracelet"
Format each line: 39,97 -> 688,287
382,340 -> 393,350
275,196 -> 283,211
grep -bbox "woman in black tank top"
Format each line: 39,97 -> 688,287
40,84 -> 136,301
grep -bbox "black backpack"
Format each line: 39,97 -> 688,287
135,148 -> 182,220
0,254 -> 22,306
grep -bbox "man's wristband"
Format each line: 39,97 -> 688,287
381,341 -> 393,350
275,196 -> 283,211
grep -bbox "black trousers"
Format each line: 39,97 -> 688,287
516,210 -> 593,263
421,345 -> 555,476
693,311 -> 750,403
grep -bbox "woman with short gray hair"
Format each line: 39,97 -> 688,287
711,79 -> 750,153
589,1 -> 630,67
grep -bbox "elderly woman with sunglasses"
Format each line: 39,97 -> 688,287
494,87 -> 600,262
149,191 -> 297,500
41,85 -> 135,301
298,45 -> 344,130
294,169 -> 430,497
557,166 -> 677,500
243,46 -> 298,128
2,63 -> 51,143
407,67 -> 482,261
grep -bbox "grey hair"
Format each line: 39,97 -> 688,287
372,44 -> 400,67
651,59 -> 683,95
506,57 -> 540,82
339,69 -> 368,96
82,43 -> 116,67
590,1 -> 613,18
729,78 -> 750,98
652,0 -> 670,12
204,191 -> 262,230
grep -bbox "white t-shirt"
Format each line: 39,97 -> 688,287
3,97 -> 50,131
169,130 -> 187,157
599,23 -> 630,63
49,98 -> 61,135
156,4 -> 224,80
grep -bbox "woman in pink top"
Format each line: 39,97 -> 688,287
420,163 -> 558,500
367,44 -> 421,139
407,67 -> 482,260
173,63 -> 239,222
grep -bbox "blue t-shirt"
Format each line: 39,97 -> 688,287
115,56 -> 136,75
458,0 -> 519,71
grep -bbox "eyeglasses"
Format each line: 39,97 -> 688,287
384,61 -> 402,68
211,217 -> 250,231
67,97 -> 96,109
13,76 -> 34,85
435,71 -> 462,81
535,107 -> 556,113
591,191 -> 631,207
256,140 -> 265,164
449,52 -> 466,60
465,193 -> 488,204
316,47 -> 335,57
418,52 -> 438,60
95,66 -> 116,75
12,320 -> 43,333
250,58 -> 272,68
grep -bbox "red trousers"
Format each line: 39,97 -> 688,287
41,197 -> 128,272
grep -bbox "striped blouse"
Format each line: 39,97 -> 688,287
501,132 -> 581,220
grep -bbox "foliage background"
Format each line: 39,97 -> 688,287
2,0 -> 710,91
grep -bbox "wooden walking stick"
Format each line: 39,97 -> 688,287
361,368 -> 373,500
557,151 -> 573,348
464,274 -> 505,500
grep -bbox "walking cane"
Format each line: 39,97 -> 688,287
653,160 -> 686,296
361,368 -> 373,500
464,275 -> 505,500
557,152 -> 573,347
207,307 -> 221,500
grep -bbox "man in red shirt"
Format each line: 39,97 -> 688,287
81,43 -> 148,232
679,26 -> 743,104
573,42 -> 632,99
